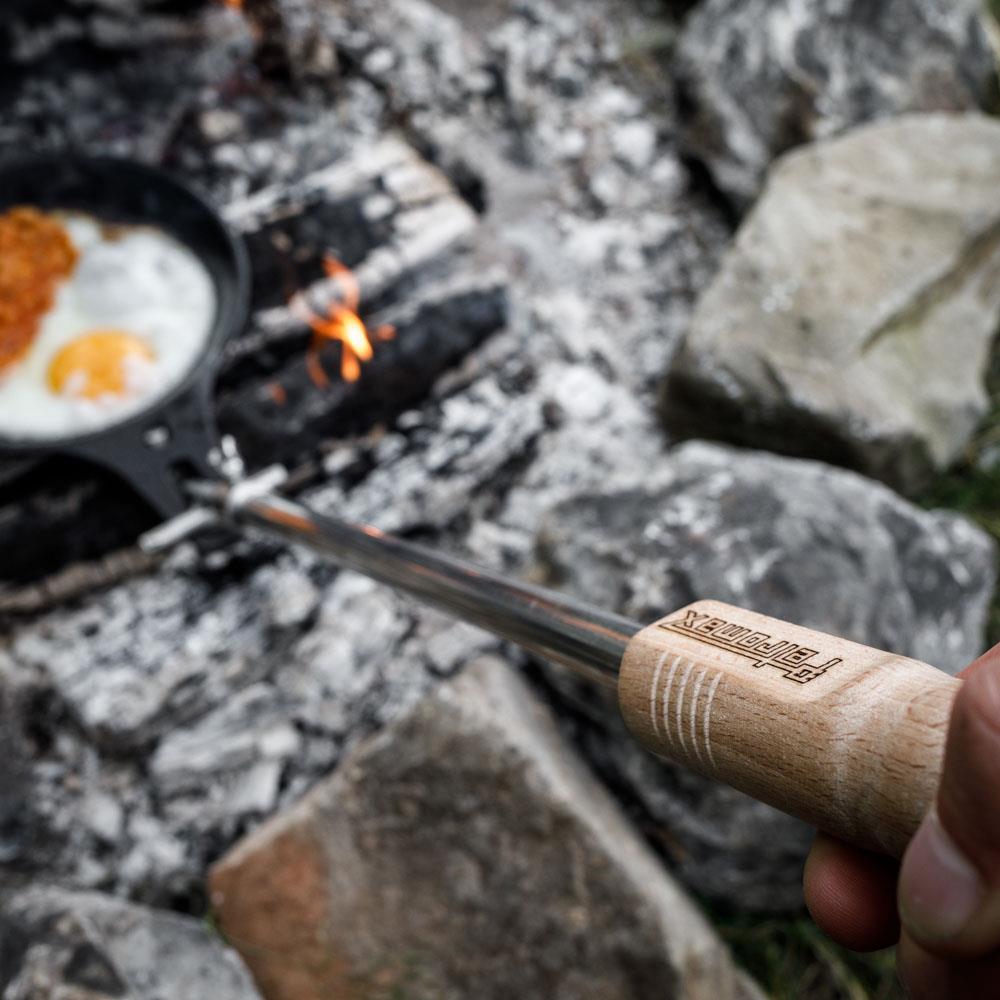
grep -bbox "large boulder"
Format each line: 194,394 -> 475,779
0,887 -> 262,999
210,655 -> 764,1000
663,114 -> 1000,494
535,440 -> 996,911
676,0 -> 997,209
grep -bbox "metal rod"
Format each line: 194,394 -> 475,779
230,493 -> 638,689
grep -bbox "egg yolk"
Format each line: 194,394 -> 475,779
48,330 -> 155,400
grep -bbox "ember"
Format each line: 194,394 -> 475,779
267,381 -> 288,407
291,255 -> 396,388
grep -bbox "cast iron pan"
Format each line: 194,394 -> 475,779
0,156 -> 251,516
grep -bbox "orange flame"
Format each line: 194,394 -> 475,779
221,0 -> 243,9
291,255 -> 395,388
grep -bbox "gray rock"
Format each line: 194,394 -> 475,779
535,440 -> 996,910
0,887 -> 262,1000
677,0 -> 997,208
542,438 -> 996,674
664,114 -> 1000,494
210,655 -> 764,1000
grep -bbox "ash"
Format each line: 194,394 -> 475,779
0,0 -> 992,921
0,0 -> 719,908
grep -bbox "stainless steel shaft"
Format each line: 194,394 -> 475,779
230,492 -> 637,689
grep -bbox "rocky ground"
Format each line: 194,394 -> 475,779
1,0 -> 999,998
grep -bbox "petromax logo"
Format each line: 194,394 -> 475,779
658,610 -> 841,684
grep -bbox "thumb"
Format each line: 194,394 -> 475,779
898,649 -> 1000,957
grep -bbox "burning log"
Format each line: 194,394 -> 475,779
218,269 -> 507,466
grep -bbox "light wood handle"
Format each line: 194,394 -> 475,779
618,600 -> 961,858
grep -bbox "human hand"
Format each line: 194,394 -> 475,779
803,646 -> 1000,998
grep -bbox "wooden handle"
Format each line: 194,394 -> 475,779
618,600 -> 961,858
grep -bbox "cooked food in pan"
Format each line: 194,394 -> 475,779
0,206 -> 216,440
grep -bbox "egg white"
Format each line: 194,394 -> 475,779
0,213 -> 217,441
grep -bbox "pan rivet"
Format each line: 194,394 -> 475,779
144,426 -> 171,449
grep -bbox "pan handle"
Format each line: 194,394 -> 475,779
66,378 -> 224,517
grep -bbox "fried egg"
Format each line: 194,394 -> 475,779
0,213 -> 217,440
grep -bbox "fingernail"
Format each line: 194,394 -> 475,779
899,808 -> 984,943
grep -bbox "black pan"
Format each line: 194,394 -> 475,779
0,155 -> 250,515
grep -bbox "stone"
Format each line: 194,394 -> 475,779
534,440 -> 997,910
0,887 -> 262,999
663,114 -> 1000,494
676,0 -> 997,208
210,656 -> 764,1000
540,438 -> 996,682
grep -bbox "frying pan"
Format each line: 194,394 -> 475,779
0,156 -> 250,515
0,155 -> 961,861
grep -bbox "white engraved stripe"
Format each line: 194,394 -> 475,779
661,655 -> 682,754
703,672 -> 723,773
649,649 -> 670,738
688,667 -> 708,769
674,660 -> 694,759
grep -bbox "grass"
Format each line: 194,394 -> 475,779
920,381 -> 1000,646
923,458 -> 1000,646
717,915 -> 902,1000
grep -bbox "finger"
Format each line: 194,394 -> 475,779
803,833 -> 899,952
897,931 -> 1000,1000
958,641 -> 1000,681
898,655 -> 1000,957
